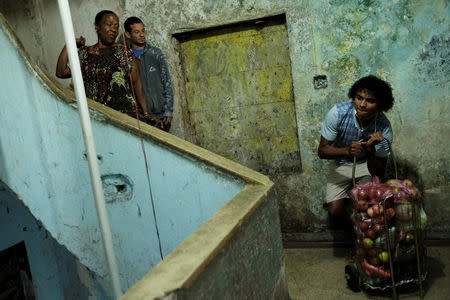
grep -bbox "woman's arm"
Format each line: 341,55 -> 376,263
55,46 -> 71,78
55,36 -> 85,78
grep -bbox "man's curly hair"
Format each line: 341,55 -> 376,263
348,75 -> 394,112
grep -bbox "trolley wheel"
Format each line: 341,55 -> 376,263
345,264 -> 360,292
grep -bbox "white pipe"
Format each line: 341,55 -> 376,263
56,1 -> 122,298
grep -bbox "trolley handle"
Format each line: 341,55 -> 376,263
351,138 -> 397,187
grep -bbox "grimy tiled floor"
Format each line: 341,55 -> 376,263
284,246 -> 450,300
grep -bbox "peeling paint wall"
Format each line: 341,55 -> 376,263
0,182 -> 90,300
2,0 -> 449,240
172,194 -> 289,300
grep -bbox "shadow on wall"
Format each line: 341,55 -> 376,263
384,157 -> 425,194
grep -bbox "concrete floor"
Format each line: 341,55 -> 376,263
284,246 -> 450,300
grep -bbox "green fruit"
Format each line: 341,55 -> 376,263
374,227 -> 395,248
406,233 -> 414,243
375,237 -> 382,247
363,238 -> 374,249
379,251 -> 389,263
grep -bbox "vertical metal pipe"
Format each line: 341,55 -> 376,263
411,201 -> 424,298
383,199 -> 397,300
56,1 -> 122,298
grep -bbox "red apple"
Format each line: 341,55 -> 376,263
366,229 -> 376,239
359,222 -> 369,232
357,200 -> 368,212
358,188 -> 368,200
373,223 -> 383,233
372,205 -> 380,215
374,204 -> 384,215
368,187 -> 378,200
376,185 -> 389,198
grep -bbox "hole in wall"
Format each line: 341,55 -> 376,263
101,174 -> 133,203
82,152 -> 103,163
313,75 -> 328,89
115,184 -> 126,193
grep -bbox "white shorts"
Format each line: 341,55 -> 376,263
326,162 -> 371,203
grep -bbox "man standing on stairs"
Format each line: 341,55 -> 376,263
125,16 -> 174,132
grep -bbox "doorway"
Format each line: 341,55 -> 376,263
0,241 -> 35,300
176,14 -> 301,175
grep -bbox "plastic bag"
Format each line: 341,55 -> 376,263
349,176 -> 426,286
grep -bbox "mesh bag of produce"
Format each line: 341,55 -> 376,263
349,176 -> 427,290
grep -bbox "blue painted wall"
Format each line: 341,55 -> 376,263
0,16 -> 246,296
0,182 -> 90,299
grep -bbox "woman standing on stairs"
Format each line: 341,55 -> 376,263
56,10 -> 162,127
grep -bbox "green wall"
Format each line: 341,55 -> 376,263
295,0 -> 449,239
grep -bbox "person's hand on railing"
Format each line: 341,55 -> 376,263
76,36 -> 86,48
144,112 -> 164,129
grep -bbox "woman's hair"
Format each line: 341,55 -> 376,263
348,75 -> 394,112
94,10 -> 117,26
124,17 -> 144,33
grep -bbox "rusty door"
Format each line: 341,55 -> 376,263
179,16 -> 300,174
